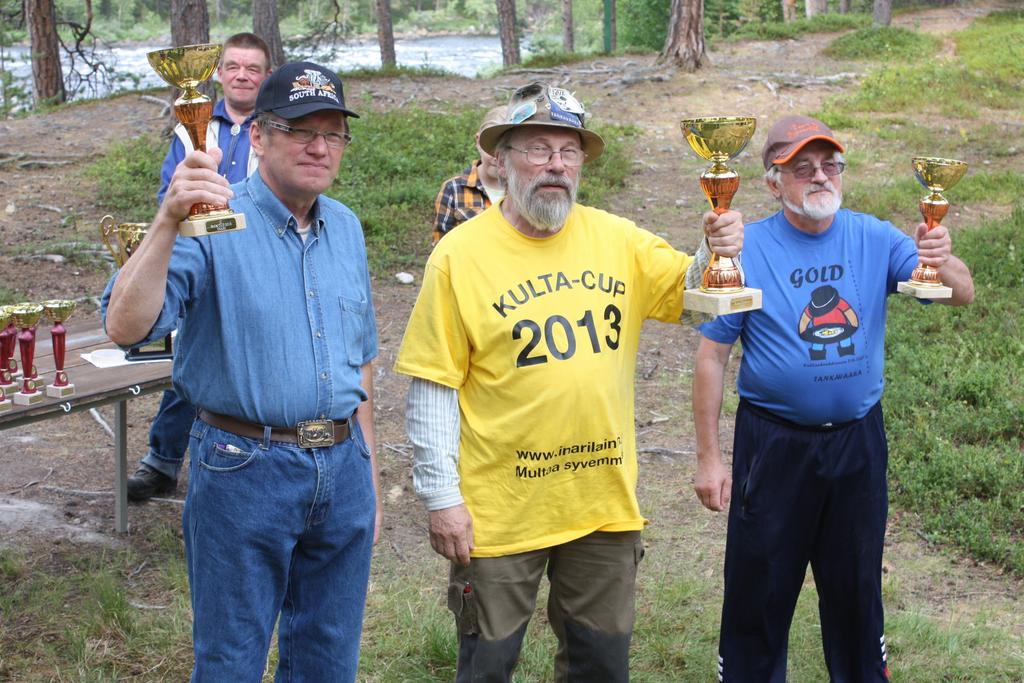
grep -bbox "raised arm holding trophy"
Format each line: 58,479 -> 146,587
897,156 -> 968,299
147,43 -> 246,237
680,116 -> 763,315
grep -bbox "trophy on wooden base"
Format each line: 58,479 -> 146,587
0,306 -> 19,398
680,116 -> 763,315
99,215 -> 174,361
147,43 -> 246,237
43,299 -> 76,398
0,309 -> 12,412
897,156 -> 968,299
10,303 -> 45,406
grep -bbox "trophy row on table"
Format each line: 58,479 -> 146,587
677,117 -> 967,313
0,300 -> 76,413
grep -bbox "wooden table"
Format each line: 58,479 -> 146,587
0,322 -> 172,532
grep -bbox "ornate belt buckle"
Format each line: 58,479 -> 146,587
296,419 -> 335,449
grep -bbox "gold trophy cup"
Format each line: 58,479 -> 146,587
99,216 -> 174,360
680,117 -> 763,315
897,157 -> 968,299
10,303 -> 45,406
42,299 -> 76,398
99,215 -> 148,265
148,44 -> 246,237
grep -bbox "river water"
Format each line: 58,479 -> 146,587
2,34 -> 527,102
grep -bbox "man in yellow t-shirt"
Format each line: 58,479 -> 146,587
395,82 -> 745,682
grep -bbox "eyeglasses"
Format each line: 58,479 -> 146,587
781,161 -> 846,180
263,120 -> 352,148
508,145 -> 586,167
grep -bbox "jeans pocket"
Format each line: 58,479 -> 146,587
339,295 -> 367,366
351,420 -> 371,460
198,438 -> 260,473
447,580 -> 480,635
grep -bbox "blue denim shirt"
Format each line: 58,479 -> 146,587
102,170 -> 378,427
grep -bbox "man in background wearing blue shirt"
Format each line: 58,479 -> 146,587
692,115 -> 974,682
103,62 -> 381,681
127,32 -> 272,501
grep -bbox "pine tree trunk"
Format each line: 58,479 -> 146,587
495,0 -> 520,66
873,0 -> 892,26
25,0 -> 65,106
839,0 -> 851,13
170,0 -> 213,100
659,0 -> 706,71
253,0 -> 287,68
376,0 -> 397,68
562,0 -> 574,53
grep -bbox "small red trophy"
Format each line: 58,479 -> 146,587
43,300 -> 76,398
10,303 -> 45,406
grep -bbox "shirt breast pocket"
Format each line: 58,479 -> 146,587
339,295 -> 367,367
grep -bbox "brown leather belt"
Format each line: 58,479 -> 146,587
199,409 -> 351,449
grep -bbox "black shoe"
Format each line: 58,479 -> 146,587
126,464 -> 177,501
810,348 -> 826,360
838,344 -> 855,357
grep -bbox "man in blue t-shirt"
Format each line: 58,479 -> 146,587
127,33 -> 272,501
692,115 -> 974,682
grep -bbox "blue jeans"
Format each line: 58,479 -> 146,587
140,389 -> 195,479
183,416 -> 376,682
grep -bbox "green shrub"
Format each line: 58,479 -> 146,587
884,205 -> 1024,575
84,134 -> 166,221
824,26 -> 941,61
730,12 -> 869,41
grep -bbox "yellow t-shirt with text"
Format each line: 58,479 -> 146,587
395,202 -> 693,557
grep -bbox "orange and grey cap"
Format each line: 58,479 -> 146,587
478,82 -> 604,163
762,115 -> 845,170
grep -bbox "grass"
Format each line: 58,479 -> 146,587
337,64 -> 457,79
883,207 -> 1024,574
825,10 -> 1024,118
6,506 -> 1020,681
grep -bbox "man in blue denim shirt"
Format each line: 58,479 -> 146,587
128,32 -> 274,502
103,62 -> 381,681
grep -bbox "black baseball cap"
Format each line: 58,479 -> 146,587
255,61 -> 359,119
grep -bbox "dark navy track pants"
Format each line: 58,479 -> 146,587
718,399 -> 891,683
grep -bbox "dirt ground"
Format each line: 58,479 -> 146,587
0,0 -> 1021,659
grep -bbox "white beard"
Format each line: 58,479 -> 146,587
505,162 -> 577,232
784,180 -> 842,220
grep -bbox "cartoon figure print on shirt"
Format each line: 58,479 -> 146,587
797,285 -> 860,360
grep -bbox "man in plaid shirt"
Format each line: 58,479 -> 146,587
432,106 -> 507,244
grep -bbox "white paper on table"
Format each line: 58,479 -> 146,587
81,348 -> 172,368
